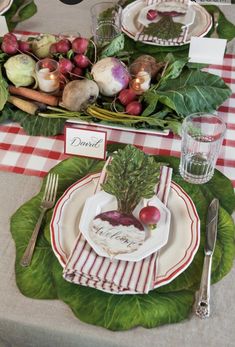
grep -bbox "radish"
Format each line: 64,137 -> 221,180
126,101 -> 142,115
56,39 -> 71,53
1,33 -> 19,54
118,89 -> 137,106
18,40 -> 31,53
139,206 -> 161,229
49,43 -> 58,55
70,66 -> 84,79
73,54 -> 90,68
72,37 -> 89,54
58,58 -> 74,75
147,9 -> 158,21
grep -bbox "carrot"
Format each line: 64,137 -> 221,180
8,96 -> 39,115
8,86 -> 59,107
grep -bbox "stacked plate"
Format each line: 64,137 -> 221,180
0,0 -> 13,15
121,0 -> 212,46
50,172 -> 200,293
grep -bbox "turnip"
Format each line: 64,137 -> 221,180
90,210 -> 145,256
91,57 -> 130,97
62,79 -> 99,111
32,34 -> 56,58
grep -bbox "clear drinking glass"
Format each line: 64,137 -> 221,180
90,2 -> 122,46
179,113 -> 226,184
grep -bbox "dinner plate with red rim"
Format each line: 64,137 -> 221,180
121,0 -> 212,46
50,172 -> 200,290
0,0 -> 13,15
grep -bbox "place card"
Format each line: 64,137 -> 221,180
189,36 -> 227,65
0,16 -> 8,36
64,125 -> 107,160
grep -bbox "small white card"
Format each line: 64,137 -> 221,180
65,126 -> 107,160
189,37 -> 227,65
0,16 -> 8,36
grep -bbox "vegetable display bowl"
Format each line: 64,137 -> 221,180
79,190 -> 171,261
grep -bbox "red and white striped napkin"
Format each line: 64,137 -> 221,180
63,165 -> 172,294
135,0 -> 189,46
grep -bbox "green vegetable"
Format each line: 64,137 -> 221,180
101,145 -> 161,213
32,34 -> 56,58
142,17 -> 183,40
0,68 -> 8,111
4,54 -> 36,87
10,151 -> 235,330
144,68 -> 232,117
4,0 -> 37,31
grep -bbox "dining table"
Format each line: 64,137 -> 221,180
0,1 -> 235,346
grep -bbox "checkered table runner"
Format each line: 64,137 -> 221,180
0,39 -> 234,187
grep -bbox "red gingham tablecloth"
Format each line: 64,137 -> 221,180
0,50 -> 235,187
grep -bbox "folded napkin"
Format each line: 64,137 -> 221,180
63,165 -> 172,294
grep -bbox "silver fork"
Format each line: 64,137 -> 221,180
20,173 -> 59,267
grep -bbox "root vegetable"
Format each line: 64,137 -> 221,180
32,34 -> 57,58
1,33 -> 19,55
4,54 -> 36,87
56,39 -> 71,53
126,101 -> 142,115
91,57 -> 130,97
139,206 -> 161,229
72,37 -> 89,54
62,79 -> 99,111
118,89 -> 137,106
73,54 -> 90,68
58,58 -> 74,75
131,55 -> 164,79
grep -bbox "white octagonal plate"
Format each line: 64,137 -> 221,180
79,190 -> 171,261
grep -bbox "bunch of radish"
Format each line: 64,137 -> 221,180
118,88 -> 143,116
50,36 -> 90,80
1,33 -> 31,55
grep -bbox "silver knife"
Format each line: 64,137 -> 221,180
195,198 -> 219,319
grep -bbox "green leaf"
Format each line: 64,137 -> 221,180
100,33 -> 125,58
147,69 -> 232,117
5,0 -> 37,31
161,57 -> 188,81
0,104 -> 66,136
10,151 -> 235,330
102,145 -> 161,213
142,17 -> 183,40
0,68 -> 8,111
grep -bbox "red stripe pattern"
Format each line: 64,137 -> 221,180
62,166 -> 172,294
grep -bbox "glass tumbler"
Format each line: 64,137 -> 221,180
179,113 -> 226,184
90,2 -> 122,46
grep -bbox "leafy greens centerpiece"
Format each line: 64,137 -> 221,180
89,145 -> 161,256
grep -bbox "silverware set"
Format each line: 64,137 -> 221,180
20,173 -> 59,267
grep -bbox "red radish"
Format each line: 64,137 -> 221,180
49,42 -> 58,55
56,39 -> 71,53
18,40 -> 31,53
72,37 -> 89,54
126,101 -> 142,115
70,66 -> 84,79
59,58 -> 74,74
73,54 -> 90,68
139,206 -> 161,229
1,33 -> 19,54
147,9 -> 158,21
118,88 -> 137,106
